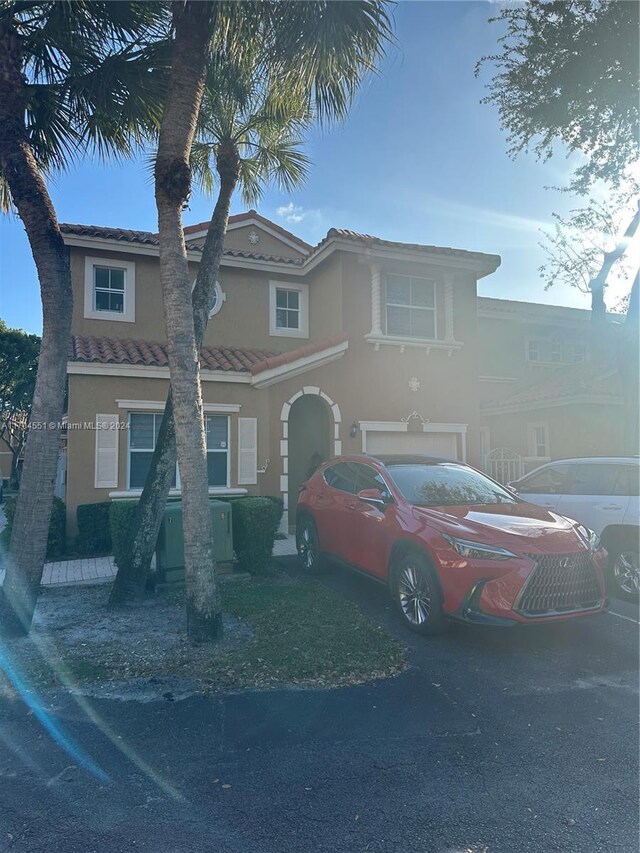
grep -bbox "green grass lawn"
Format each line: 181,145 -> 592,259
0,575 -> 406,696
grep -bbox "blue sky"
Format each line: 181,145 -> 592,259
0,0 -> 595,335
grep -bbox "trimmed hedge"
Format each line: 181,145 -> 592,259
76,502 -> 112,555
1,495 -> 66,560
109,500 -> 140,571
231,495 -> 284,575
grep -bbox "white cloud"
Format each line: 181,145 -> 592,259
277,202 -> 307,224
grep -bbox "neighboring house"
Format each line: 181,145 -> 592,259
60,210 -> 627,535
477,298 -> 626,482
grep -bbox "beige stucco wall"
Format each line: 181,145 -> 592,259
66,240 -> 495,535
222,224 -> 306,259
66,373 -> 271,534
482,402 -> 625,463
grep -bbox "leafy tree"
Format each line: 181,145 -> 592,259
539,191 -> 640,315
145,0 -> 392,638
0,1 -> 169,637
477,0 -> 639,195
0,320 -> 40,487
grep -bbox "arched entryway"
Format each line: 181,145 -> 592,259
280,387 -> 342,531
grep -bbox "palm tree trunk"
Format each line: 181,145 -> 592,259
154,0 -> 221,642
109,140 -> 239,605
0,20 -> 73,636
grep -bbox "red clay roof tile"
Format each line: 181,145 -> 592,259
68,334 -> 348,376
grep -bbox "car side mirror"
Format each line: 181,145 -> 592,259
357,488 -> 392,509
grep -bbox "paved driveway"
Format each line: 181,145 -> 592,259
0,556 -> 637,852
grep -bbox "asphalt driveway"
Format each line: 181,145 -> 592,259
0,557 -> 638,852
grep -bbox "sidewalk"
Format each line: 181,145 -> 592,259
0,535 -> 298,588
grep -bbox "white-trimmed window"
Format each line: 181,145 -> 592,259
128,413 -> 229,489
567,343 -> 586,363
526,337 -> 587,365
84,256 -> 135,322
385,274 -> 436,339
192,278 -> 226,318
528,422 -> 549,458
269,281 -> 309,338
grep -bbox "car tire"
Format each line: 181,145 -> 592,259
296,516 -> 324,575
390,552 -> 448,635
609,547 -> 639,602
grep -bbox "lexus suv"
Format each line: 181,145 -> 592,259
510,457 -> 639,601
296,455 -> 607,635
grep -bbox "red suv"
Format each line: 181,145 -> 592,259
296,455 -> 607,635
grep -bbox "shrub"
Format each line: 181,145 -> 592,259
109,500 -> 140,570
76,502 -> 112,555
231,496 -> 283,575
1,495 -> 66,560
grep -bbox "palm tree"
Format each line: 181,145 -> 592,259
110,56 -> 311,606
0,0 -> 169,636
143,0 -> 392,639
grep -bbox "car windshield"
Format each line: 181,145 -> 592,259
387,462 -> 518,506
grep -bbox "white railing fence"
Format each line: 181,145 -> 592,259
484,447 -> 524,485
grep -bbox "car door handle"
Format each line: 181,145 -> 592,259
602,504 -> 622,511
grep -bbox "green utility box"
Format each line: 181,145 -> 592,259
156,499 -> 234,584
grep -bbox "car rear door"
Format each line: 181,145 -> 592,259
556,462 -> 631,535
512,463 -> 573,512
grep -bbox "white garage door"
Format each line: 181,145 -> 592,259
366,430 -> 459,459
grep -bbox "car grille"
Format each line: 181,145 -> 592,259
515,552 -> 602,617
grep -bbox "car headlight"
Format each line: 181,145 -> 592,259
442,534 -> 517,561
575,524 -> 600,552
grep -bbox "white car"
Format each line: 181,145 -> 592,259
511,457 -> 639,601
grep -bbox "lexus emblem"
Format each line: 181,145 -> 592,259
559,557 -> 573,569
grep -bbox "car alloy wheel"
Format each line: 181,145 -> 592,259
612,549 -> 639,600
391,554 -> 447,636
296,517 -> 323,574
398,565 -> 432,625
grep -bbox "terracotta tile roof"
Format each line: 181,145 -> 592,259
60,222 -> 303,264
249,334 -> 349,375
68,334 -> 347,376
69,335 -> 280,373
482,364 -> 622,411
61,215 -> 500,269
323,228 -> 501,265
184,209 -> 313,252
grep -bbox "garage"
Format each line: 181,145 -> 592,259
361,422 -> 467,460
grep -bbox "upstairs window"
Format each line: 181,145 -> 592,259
276,288 -> 300,330
84,256 -> 135,322
269,281 -> 309,338
94,266 -> 125,313
386,274 -> 436,339
526,338 -> 587,365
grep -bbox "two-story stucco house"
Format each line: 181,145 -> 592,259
60,210 -> 628,535
62,210 -> 501,533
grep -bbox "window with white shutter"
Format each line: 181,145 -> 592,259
238,417 -> 258,485
94,414 -> 120,488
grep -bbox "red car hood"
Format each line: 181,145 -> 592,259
412,501 -> 585,555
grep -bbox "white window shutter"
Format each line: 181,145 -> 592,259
94,414 -> 119,488
238,417 -> 258,485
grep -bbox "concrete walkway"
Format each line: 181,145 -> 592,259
0,535 -> 298,588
